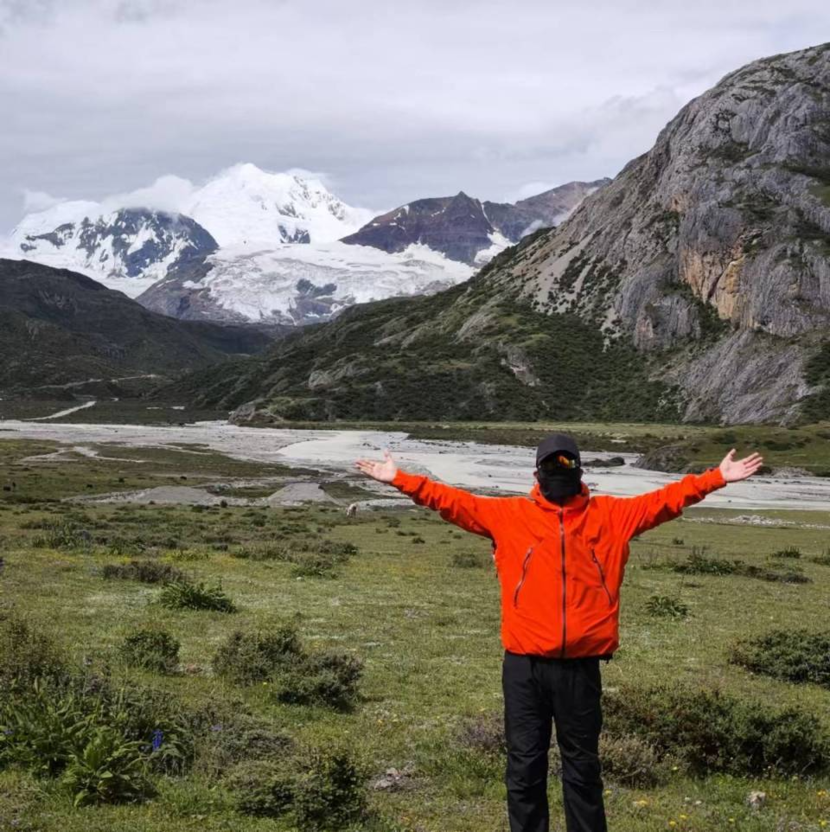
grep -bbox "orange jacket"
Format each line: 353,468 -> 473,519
391,467 -> 727,658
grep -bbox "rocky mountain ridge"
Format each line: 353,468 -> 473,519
341,180 -> 609,265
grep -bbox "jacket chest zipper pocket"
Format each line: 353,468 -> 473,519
591,548 -> 613,606
513,547 -> 534,607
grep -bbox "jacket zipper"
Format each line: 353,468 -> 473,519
512,546 -> 534,607
559,510 -> 567,659
591,548 -> 613,606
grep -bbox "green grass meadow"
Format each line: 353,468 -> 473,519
1,436 -> 829,831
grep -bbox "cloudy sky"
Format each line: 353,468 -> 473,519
1,0 -> 829,232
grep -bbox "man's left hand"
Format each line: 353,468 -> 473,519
719,449 -> 764,483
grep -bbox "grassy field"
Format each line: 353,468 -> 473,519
1,437 -> 830,831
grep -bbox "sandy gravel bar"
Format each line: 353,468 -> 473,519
0,419 -> 828,511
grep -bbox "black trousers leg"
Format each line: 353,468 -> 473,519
551,658 -> 607,832
502,652 -> 553,832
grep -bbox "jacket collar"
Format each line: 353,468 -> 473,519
529,480 -> 591,514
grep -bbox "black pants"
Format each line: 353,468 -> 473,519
502,651 -> 607,832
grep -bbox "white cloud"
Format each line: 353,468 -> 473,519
102,174 -> 195,213
22,189 -> 66,212
0,0 -> 828,231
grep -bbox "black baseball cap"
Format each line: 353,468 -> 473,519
536,433 -> 581,467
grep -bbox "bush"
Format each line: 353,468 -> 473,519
103,560 -> 186,584
105,537 -> 147,557
213,626 -> 363,710
228,759 -> 295,818
456,712 -> 505,756
33,521 -> 92,552
645,595 -> 689,620
603,684 -> 829,776
158,580 -> 236,613
674,550 -> 739,575
293,746 -> 368,831
452,552 -> 485,569
271,651 -> 363,711
772,546 -> 802,559
731,629 -> 830,688
672,551 -> 811,584
119,628 -> 180,674
0,612 -> 67,693
213,626 -> 303,685
291,551 -> 340,578
813,553 -> 830,567
599,733 -> 674,788
196,715 -> 293,778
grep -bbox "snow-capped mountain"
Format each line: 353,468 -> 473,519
181,163 -> 374,246
3,164 -> 374,296
342,179 -> 610,265
138,241 -> 472,325
6,205 -> 217,296
2,164 -> 609,326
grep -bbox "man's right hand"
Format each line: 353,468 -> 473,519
355,448 -> 398,483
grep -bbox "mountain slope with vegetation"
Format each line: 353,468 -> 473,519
0,259 -> 276,392
167,43 -> 830,425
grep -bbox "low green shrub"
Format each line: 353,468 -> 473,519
291,551 -> 340,578
813,553 -> 830,567
645,595 -> 689,620
228,759 -> 296,818
452,552 -> 486,569
293,745 -> 368,832
213,625 -> 363,710
119,628 -> 180,674
213,626 -> 303,685
271,651 -> 363,711
603,684 -> 828,776
731,629 -> 830,688
196,715 -> 293,778
772,546 -> 802,559
599,733 -> 674,788
456,712 -> 505,756
227,744 -> 367,829
674,550 -> 739,575
32,521 -> 92,552
105,537 -> 148,557
672,552 -> 811,584
0,612 -> 67,693
158,580 -> 236,613
103,560 -> 186,584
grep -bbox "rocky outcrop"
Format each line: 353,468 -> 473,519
481,43 -> 830,423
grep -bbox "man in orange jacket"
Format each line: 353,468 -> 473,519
356,434 -> 763,832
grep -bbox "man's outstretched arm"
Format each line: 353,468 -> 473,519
355,449 -> 503,538
610,449 -> 764,540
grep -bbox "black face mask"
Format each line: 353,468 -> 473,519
537,468 -> 582,504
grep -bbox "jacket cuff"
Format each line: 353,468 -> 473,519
391,470 -> 424,494
698,466 -> 727,491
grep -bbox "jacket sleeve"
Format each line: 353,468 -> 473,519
608,467 -> 727,541
390,470 -> 504,538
